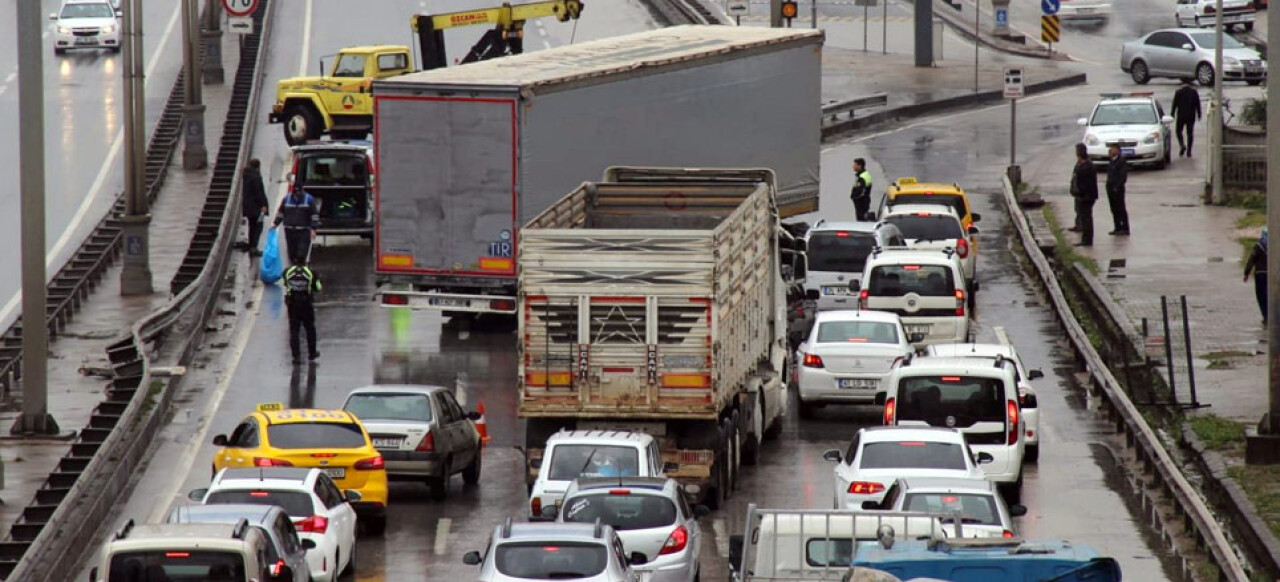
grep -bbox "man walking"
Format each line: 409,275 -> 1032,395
284,259 -> 322,364
1105,144 -> 1130,236
850,158 -> 873,221
1171,81 -> 1202,157
273,185 -> 319,264
1070,143 -> 1099,247
1245,227 -> 1269,323
241,159 -> 269,256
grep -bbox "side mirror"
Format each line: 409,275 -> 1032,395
694,504 -> 711,518
1076,118 -> 1089,127
115,9 -> 123,17
728,534 -> 745,572
467,411 -> 482,421
861,500 -> 881,510
302,539 -> 318,550
540,504 -> 560,520
1182,43 -> 1195,51
187,488 -> 209,502
967,225 -> 980,236
212,434 -> 229,446
463,551 -> 483,565
805,289 -> 820,301
909,333 -> 926,344
1028,369 -> 1044,380
874,392 -> 887,406
970,213 -> 981,222
663,461 -> 679,473
344,489 -> 363,502
629,551 -> 648,566
822,449 -> 843,463
1009,504 -> 1028,517
976,452 -> 995,464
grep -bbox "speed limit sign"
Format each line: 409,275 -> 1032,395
222,0 -> 258,17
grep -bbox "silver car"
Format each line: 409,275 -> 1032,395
552,478 -> 708,582
342,385 -> 483,501
869,476 -> 1028,538
1121,28 -> 1266,86
464,520 -> 645,582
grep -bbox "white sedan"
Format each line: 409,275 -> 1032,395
873,476 -> 1027,538
1078,93 -> 1173,168
823,426 -> 990,510
795,310 -> 919,417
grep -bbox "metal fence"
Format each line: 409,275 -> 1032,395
1222,144 -> 1266,190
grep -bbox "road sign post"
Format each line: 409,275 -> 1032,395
1005,68 -> 1024,184
726,0 -> 748,25
1040,0 -> 1059,52
222,0 -> 258,17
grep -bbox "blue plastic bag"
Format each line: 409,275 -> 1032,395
259,228 -> 284,284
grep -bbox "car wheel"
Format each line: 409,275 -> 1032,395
462,450 -> 482,485
284,105 -> 321,146
1249,79 -> 1264,86
1130,60 -> 1150,84
1024,444 -> 1040,464
1161,143 -> 1171,168
707,461 -> 726,511
339,542 -> 356,580
1000,474 -> 1024,505
1244,21 -> 1254,30
1197,62 -> 1215,86
430,458 -> 451,501
798,397 -> 817,419
740,396 -> 764,466
54,47 -> 66,56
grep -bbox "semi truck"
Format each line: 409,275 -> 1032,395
514,167 -> 798,510
372,25 -> 823,315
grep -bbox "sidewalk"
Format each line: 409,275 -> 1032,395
0,30 -> 244,533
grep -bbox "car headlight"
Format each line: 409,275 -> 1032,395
1143,130 -> 1161,144
57,26 -> 71,34
101,25 -> 115,34
1085,134 -> 1101,146
1225,56 -> 1240,65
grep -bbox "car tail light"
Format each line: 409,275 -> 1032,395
848,481 -> 886,495
354,456 -> 385,470
165,552 -> 190,558
802,353 -> 824,368
490,299 -> 516,311
609,489 -> 632,495
1003,530 -> 1015,538
531,496 -> 542,517
883,397 -> 896,425
253,457 -> 292,467
417,432 -> 436,452
269,559 -> 286,577
290,155 -> 299,180
1007,400 -> 1020,446
295,515 -> 329,534
956,238 -> 969,259
955,289 -> 966,317
660,525 -> 689,555
858,289 -> 869,310
382,294 -> 409,306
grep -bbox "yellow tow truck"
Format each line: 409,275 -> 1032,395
268,0 -> 585,145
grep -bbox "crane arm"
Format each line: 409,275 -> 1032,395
411,0 -> 584,71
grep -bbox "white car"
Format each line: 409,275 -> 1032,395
795,310 -> 918,417
189,467 -> 359,582
1078,93 -> 1173,168
872,477 -> 1027,538
879,204 -> 977,289
858,248 -> 970,346
555,477 -> 707,582
530,430 -> 666,520
464,521 -> 644,582
925,336 -> 1045,463
49,0 -> 120,55
1058,0 -> 1111,22
822,426 -> 990,510
802,220 -> 905,311
1175,0 -> 1255,31
880,356 -> 1026,502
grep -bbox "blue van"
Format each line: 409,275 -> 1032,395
850,537 -> 1122,582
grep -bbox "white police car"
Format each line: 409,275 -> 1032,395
1077,92 -> 1174,169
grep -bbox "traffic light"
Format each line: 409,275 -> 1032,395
781,0 -> 798,23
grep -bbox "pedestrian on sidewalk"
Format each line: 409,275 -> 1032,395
1171,81 -> 1202,157
1105,144 -> 1130,236
1245,227 -> 1269,323
241,159 -> 270,256
850,158 -> 873,221
284,259 -> 322,364
1069,143 -> 1098,247
273,184 -> 319,265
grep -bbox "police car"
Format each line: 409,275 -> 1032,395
1076,92 -> 1174,169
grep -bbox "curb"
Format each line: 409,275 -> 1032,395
821,72 -> 1086,139
1181,426 -> 1280,578
931,0 -> 1064,60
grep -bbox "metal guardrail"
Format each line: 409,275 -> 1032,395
0,2 -> 275,579
821,94 -> 888,124
999,175 -> 1250,581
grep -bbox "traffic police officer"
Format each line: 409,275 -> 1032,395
850,158 -> 873,221
273,185 -> 319,264
284,260 -> 322,364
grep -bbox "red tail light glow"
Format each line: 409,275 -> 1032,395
417,432 -> 436,452
955,290 -> 966,317
802,353 -> 824,368
609,489 -> 632,495
165,552 -> 190,558
848,481 -> 886,495
253,457 -> 292,467
956,238 -> 970,259
531,496 -> 542,517
490,299 -> 516,311
1003,530 -> 1016,538
836,231 -> 849,238
295,515 -> 329,534
354,456 -> 385,470
1007,400 -> 1020,446
883,397 -> 896,425
382,294 -> 409,306
858,289 -> 870,310
661,525 -> 689,555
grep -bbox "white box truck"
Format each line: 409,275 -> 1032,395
372,25 -> 822,314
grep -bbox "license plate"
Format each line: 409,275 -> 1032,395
904,324 -> 932,335
428,297 -> 466,307
822,286 -> 853,296
838,378 -> 879,389
372,438 -> 403,449
74,37 -> 98,45
1121,148 -> 1136,157
1246,66 -> 1262,74
322,468 -> 346,480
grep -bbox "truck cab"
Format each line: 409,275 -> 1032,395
270,45 -> 413,145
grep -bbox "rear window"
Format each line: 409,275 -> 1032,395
859,441 -> 967,470
888,193 -> 967,218
562,493 -> 677,530
267,422 -> 367,449
495,542 -> 608,579
896,376 -> 1007,427
300,154 -> 367,187
344,393 -> 432,422
904,493 -> 1000,526
807,232 -> 876,273
548,445 -> 640,480
109,550 -> 245,581
883,214 -> 964,241
816,321 -> 899,344
205,490 -> 315,517
806,539 -> 854,567
867,265 -> 955,297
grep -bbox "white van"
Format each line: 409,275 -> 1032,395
89,519 -> 297,582
528,429 -> 664,520
802,221 -> 905,311
879,204 -> 978,292
858,249 -> 969,346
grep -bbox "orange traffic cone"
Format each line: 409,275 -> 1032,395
476,401 -> 492,447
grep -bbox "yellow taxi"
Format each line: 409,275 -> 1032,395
211,404 -> 389,525
882,177 -> 979,230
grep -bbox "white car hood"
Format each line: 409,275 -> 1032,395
58,17 -> 116,28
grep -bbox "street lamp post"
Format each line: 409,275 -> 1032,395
120,0 -> 153,296
1210,0 -> 1225,205
182,0 -> 208,170
202,0 -> 225,84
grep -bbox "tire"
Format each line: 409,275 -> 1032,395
1197,62 -> 1215,86
1000,474 -> 1024,505
1161,143 -> 1171,168
798,398 -> 817,420
364,513 -> 387,537
726,416 -> 740,493
54,48 -> 66,56
763,409 -> 784,440
429,458 -> 451,501
707,462 -> 726,511
1249,79 -> 1264,86
740,396 -> 764,466
339,542 -> 356,580
1024,444 -> 1040,464
462,451 -> 482,485
1130,60 -> 1150,85
1244,21 -> 1254,30
284,104 -> 321,146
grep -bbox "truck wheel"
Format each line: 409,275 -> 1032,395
283,105 -> 321,146
707,463 -> 726,510
741,395 -> 763,466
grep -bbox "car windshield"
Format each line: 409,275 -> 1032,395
866,264 -> 955,297
896,376 -> 1007,426
267,422 -> 367,449
888,194 -> 967,218
883,214 -> 964,241
300,154 -> 367,187
548,445 -> 640,480
1090,103 -> 1157,125
495,543 -> 608,579
1190,32 -> 1245,49
904,493 -> 1000,525
807,232 -> 876,272
561,493 -> 677,530
332,54 -> 366,77
344,393 -> 432,422
205,490 -> 315,517
816,321 -> 900,344
108,550 -> 245,581
61,3 -> 114,18
859,441 -> 967,470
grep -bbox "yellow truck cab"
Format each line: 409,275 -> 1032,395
270,45 -> 413,145
880,177 -> 979,230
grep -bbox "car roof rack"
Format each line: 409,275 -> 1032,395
1100,91 -> 1154,99
232,518 -> 250,540
593,518 -> 605,539
115,519 -> 135,540
501,516 -> 514,539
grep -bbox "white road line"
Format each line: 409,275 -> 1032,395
299,0 -> 314,77
0,1 -> 182,330
542,39 -> 552,49
434,518 -> 452,555
3,73 -> 14,85
538,27 -> 548,37
712,518 -> 730,558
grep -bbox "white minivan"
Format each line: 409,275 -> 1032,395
528,429 -> 664,520
858,249 -> 969,346
802,221 -> 905,311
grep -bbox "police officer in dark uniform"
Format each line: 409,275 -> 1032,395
284,260 -> 322,364
1070,143 -> 1099,247
273,185 -> 319,264
1105,143 -> 1130,236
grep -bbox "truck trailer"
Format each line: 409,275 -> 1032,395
372,25 -> 822,314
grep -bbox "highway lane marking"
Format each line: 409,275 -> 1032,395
542,39 -> 552,49
3,73 -> 13,85
713,518 -> 730,558
0,1 -> 182,330
434,518 -> 452,555
299,0 -> 313,76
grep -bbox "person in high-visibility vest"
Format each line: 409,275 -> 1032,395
850,158 -> 873,221
284,260 -> 323,364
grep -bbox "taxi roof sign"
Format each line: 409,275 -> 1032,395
256,402 -> 285,412
896,177 -> 919,185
